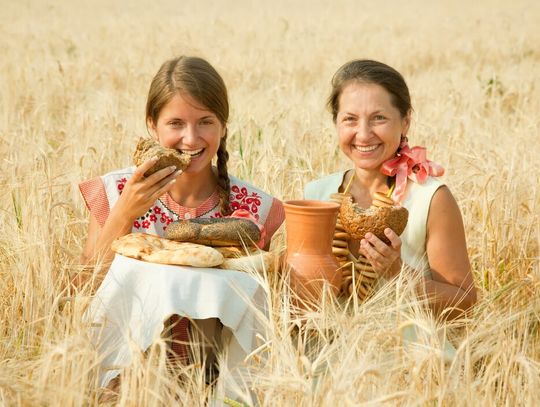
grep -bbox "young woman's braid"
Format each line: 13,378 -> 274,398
216,132 -> 231,216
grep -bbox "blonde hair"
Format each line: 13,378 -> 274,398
146,56 -> 231,215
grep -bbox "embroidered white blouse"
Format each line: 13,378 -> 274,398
79,166 -> 284,248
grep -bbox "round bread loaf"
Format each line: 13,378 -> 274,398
133,137 -> 191,177
339,195 -> 408,244
165,218 -> 261,247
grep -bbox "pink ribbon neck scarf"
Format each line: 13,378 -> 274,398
380,138 -> 445,203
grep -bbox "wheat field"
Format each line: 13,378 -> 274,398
1,0 -> 539,405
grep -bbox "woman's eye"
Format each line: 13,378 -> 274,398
200,120 -> 213,125
169,121 -> 183,127
343,116 -> 355,122
373,115 -> 386,121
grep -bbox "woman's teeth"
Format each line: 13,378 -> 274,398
181,148 -> 204,157
354,145 -> 378,152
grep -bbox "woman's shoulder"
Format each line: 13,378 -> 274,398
403,176 -> 445,203
401,176 -> 446,218
79,166 -> 136,227
304,171 -> 347,201
80,166 -> 135,201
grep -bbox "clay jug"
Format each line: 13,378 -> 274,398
283,200 -> 342,305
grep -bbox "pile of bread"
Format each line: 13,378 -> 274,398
110,137 -> 272,273
111,220 -> 272,273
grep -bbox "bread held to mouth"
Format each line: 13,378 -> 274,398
339,192 -> 408,244
165,218 -> 262,247
133,137 -> 191,177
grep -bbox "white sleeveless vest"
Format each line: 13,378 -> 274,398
304,171 -> 444,275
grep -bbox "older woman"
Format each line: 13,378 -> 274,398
304,59 -> 476,319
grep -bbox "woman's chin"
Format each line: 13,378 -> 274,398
352,159 -> 384,171
350,154 -> 396,171
182,160 -> 213,175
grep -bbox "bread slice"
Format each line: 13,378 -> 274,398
133,137 -> 191,177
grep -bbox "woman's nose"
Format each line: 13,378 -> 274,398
181,124 -> 198,144
354,120 -> 371,141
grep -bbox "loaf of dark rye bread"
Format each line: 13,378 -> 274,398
165,218 -> 261,247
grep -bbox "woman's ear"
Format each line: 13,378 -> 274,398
401,110 -> 412,136
146,118 -> 158,140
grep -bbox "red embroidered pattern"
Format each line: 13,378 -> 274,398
117,177 -> 127,191
211,184 -> 262,219
116,179 -> 263,229
116,179 -> 174,231
134,205 -> 175,231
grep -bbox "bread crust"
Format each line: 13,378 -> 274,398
111,233 -> 224,267
339,196 -> 408,243
133,137 -> 191,177
165,218 -> 261,247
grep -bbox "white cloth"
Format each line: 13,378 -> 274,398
86,255 -> 266,388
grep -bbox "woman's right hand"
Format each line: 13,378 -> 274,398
114,157 -> 182,221
360,228 -> 402,279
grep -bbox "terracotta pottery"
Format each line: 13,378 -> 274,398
283,200 -> 342,305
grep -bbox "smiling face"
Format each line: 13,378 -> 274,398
148,92 -> 225,174
336,81 -> 410,171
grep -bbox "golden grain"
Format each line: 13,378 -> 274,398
1,0 -> 539,405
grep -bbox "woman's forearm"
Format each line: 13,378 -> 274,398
76,208 -> 134,290
419,278 -> 477,320
87,216 -> 133,264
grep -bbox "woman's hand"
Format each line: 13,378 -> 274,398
360,228 -> 402,279
77,157 -> 181,291
113,157 -> 182,221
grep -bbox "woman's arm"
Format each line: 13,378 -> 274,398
261,199 -> 285,250
74,211 -> 133,291
421,186 -> 477,319
359,185 -> 477,320
74,158 -> 181,290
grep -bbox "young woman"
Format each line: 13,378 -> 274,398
77,56 -> 284,383
79,56 -> 283,274
304,59 -> 476,319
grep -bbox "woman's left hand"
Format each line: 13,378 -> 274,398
360,228 -> 402,279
